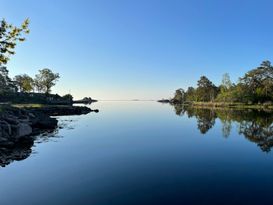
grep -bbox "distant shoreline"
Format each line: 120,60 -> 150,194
98,99 -> 156,101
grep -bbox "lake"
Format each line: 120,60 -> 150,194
1,101 -> 273,205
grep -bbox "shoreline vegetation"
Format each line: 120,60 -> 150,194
158,100 -> 273,110
0,18 -> 99,150
159,60 -> 273,110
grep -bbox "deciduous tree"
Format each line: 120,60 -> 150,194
14,74 -> 34,92
0,18 -> 29,65
34,68 -> 60,94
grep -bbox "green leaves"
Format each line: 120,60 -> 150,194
0,66 -> 17,93
0,18 -> 30,65
239,60 -> 273,102
34,68 -> 60,94
14,74 -> 34,92
196,76 -> 218,102
173,60 -> 273,104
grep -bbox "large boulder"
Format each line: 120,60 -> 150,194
16,123 -> 32,139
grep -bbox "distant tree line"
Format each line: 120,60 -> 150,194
0,18 -> 68,101
173,60 -> 273,104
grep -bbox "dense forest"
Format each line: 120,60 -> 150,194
172,61 -> 273,105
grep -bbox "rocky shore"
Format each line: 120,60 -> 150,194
0,105 -> 97,147
0,105 -> 98,167
26,105 -> 98,116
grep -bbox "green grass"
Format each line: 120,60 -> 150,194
189,101 -> 273,110
11,104 -> 73,109
11,104 -> 45,108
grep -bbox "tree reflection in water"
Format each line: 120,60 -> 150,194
173,104 -> 273,152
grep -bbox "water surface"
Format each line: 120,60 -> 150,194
1,101 -> 273,205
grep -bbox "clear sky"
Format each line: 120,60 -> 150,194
1,0 -> 273,100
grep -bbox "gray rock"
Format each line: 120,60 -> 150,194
16,123 -> 32,139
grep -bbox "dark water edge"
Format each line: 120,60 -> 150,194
0,101 -> 273,205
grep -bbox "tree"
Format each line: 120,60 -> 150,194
14,74 -> 34,92
34,68 -> 60,94
33,78 -> 43,93
185,86 -> 196,102
172,88 -> 185,103
196,76 -> 218,101
0,18 -> 29,95
170,60 -> 273,104
221,73 -> 232,90
0,66 -> 16,93
0,18 -> 29,66
62,94 -> 73,102
217,73 -> 233,102
239,60 -> 273,102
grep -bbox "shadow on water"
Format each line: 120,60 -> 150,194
0,139 -> 33,167
0,120 -> 72,168
173,104 -> 273,152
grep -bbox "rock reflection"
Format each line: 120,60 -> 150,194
0,139 -> 33,167
0,119 -> 75,167
174,105 -> 273,152
0,130 -> 60,167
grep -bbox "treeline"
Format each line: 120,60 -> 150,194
173,60 -> 273,104
1,67 -> 60,94
0,18 -> 71,103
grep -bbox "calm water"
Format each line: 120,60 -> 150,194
1,101 -> 273,205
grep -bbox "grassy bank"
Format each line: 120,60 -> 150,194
11,104 -> 74,108
188,102 -> 273,109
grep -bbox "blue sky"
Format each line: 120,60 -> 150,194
1,0 -> 273,100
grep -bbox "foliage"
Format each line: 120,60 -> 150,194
14,74 -> 34,92
217,73 -> 234,102
0,18 -> 70,104
239,60 -> 273,103
62,94 -> 73,101
173,60 -> 273,104
0,18 -> 29,65
184,87 -> 196,101
0,18 -> 29,94
221,73 -> 232,90
173,88 -> 185,103
196,76 -> 218,102
0,66 -> 17,93
34,68 -> 60,94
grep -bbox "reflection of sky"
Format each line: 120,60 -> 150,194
1,102 -> 273,205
